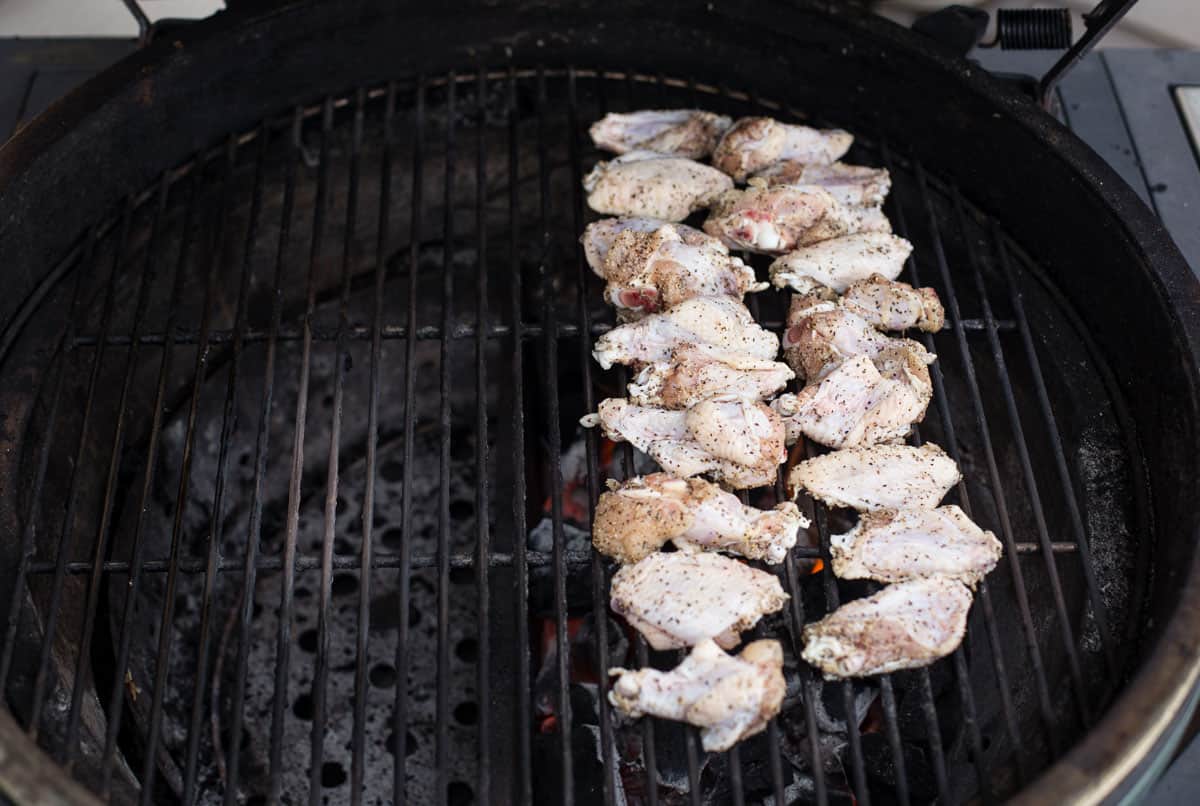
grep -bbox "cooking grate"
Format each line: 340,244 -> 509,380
0,67 -> 1145,805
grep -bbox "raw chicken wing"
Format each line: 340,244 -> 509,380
783,299 -> 899,382
582,216 -> 716,277
596,222 -> 766,317
712,117 -> 853,182
585,150 -> 732,221
609,639 -> 785,751
772,345 -> 933,449
790,443 -> 961,511
831,505 -> 1003,585
610,552 -> 788,649
593,473 -> 808,564
581,397 -> 786,489
704,183 -> 890,255
590,109 -> 732,159
592,296 -> 779,369
802,576 -> 973,678
841,274 -> 945,332
628,346 -> 794,409
769,233 -> 912,294
752,162 -> 891,207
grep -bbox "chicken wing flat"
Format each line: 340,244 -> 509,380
609,639 -> 785,751
712,117 -> 853,182
582,216 -> 716,277
751,161 -> 891,207
593,473 -> 808,564
790,442 -> 961,511
610,552 -> 788,650
582,397 -> 787,489
592,296 -> 779,370
783,301 -> 899,383
704,183 -> 890,256
772,345 -> 933,449
769,233 -> 913,295
841,274 -> 945,332
590,109 -> 732,159
831,505 -> 1002,585
628,346 -> 794,409
585,151 -> 733,221
594,222 -> 766,318
801,576 -> 973,678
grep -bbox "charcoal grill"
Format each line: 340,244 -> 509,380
1,1 -> 1199,804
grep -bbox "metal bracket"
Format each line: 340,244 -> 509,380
119,0 -> 153,46
1038,0 -> 1140,110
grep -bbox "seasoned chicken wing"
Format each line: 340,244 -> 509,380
595,222 -> 766,318
751,162 -> 891,207
593,473 -> 808,564
703,183 -> 890,255
831,505 -> 1003,585
610,552 -> 788,650
712,117 -> 853,182
841,274 -> 945,332
582,216 -> 716,277
769,233 -> 913,295
592,296 -> 779,370
609,639 -> 785,752
783,300 -> 899,383
801,576 -> 973,678
581,397 -> 786,489
590,109 -> 732,159
790,443 -> 961,511
772,345 -> 932,449
628,346 -> 794,409
585,151 -> 733,221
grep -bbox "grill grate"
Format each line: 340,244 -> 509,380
0,68 -> 1144,805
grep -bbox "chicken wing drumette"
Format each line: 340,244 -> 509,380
585,151 -> 733,221
593,473 -> 808,564
712,117 -> 853,182
802,576 -> 973,678
590,109 -> 732,159
609,639 -> 785,751
610,551 -> 788,650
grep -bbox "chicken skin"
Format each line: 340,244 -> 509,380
712,117 -> 853,182
592,296 -> 779,370
790,442 -> 961,511
585,150 -> 733,221
593,222 -> 766,318
831,505 -> 1003,586
801,576 -> 973,678
610,552 -> 788,650
609,639 -> 785,752
703,183 -> 891,255
628,346 -> 794,409
593,473 -> 808,564
769,233 -> 913,295
582,216 -> 717,277
581,397 -> 787,489
841,274 -> 945,332
751,161 -> 891,207
590,109 -> 732,159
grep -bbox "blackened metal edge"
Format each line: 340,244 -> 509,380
0,2 -> 1197,804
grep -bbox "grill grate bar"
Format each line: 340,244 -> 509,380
435,74 -> 458,806
66,316 -> 1010,348
566,67 -> 618,806
393,76 -> 425,806
993,225 -> 1119,679
535,65 -> 576,806
264,107 -> 307,801
505,67 -> 534,806
351,81 -> 395,806
472,67 -> 494,806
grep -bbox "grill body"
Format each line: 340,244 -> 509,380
0,2 -> 1198,804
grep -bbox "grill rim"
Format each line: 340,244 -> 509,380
1,2 -> 1199,804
